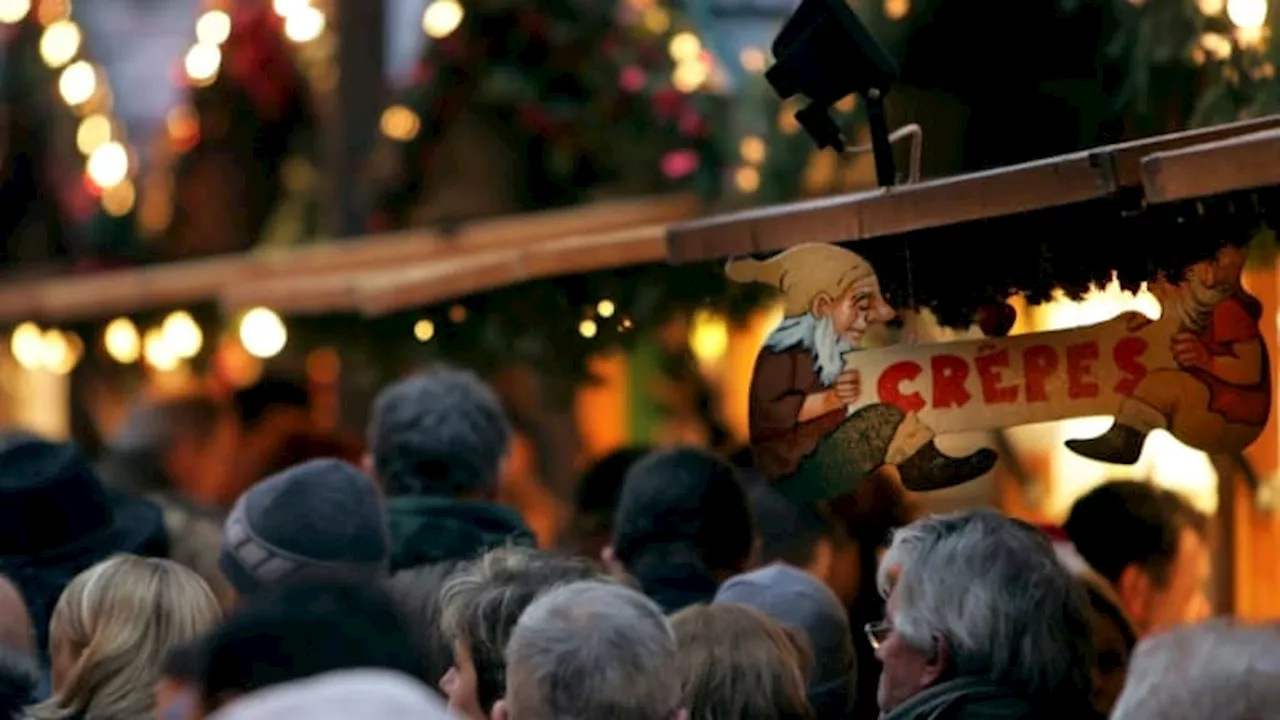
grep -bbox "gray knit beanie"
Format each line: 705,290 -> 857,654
220,459 -> 390,596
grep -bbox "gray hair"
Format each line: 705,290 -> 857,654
503,581 -> 682,720
876,510 -> 1093,706
1110,620 -> 1280,720
368,367 -> 511,496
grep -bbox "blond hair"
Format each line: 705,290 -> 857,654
29,555 -> 222,720
670,603 -> 814,720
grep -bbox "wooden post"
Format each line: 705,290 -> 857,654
325,0 -> 385,238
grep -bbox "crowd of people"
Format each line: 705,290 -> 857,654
0,366 -> 1276,719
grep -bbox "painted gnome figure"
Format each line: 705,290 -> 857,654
1068,244 -> 1271,464
728,244 -> 997,501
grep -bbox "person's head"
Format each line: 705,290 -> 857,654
108,394 -> 238,498
197,581 -> 423,713
609,448 -> 755,610
0,646 -> 38,720
727,245 -> 895,384
670,603 -> 814,720
715,564 -> 856,718
1064,481 -> 1211,637
388,560 -> 465,691
1111,619 -> 1280,720
563,446 -> 653,560
873,510 -> 1093,714
30,555 -> 222,720
438,548 -> 609,719
0,576 -> 34,660
201,669 -> 453,720
366,368 -> 511,499
494,581 -> 684,720
157,641 -> 204,720
219,458 -> 390,599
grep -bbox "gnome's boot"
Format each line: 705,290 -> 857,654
1065,424 -> 1147,465
898,441 -> 998,492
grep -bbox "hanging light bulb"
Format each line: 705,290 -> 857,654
58,61 -> 96,105
413,319 -> 436,342
9,322 -> 44,370
195,10 -> 232,45
143,327 -> 180,371
161,310 -> 204,359
0,0 -> 30,24
578,319 -> 599,338
86,141 -> 129,188
184,43 -> 221,84
284,6 -> 325,42
103,317 -> 141,363
422,0 -> 464,38
1226,0 -> 1267,28
39,19 -> 81,68
239,307 -> 287,359
596,299 -> 616,318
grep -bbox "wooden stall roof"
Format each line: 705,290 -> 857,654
1141,127 -> 1280,204
0,194 -> 699,323
665,115 -> 1280,264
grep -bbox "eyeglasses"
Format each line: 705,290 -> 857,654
864,620 -> 892,650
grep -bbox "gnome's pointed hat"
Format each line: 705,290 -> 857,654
726,244 -> 878,317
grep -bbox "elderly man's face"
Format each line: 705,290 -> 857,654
813,279 -> 895,348
875,584 -> 944,713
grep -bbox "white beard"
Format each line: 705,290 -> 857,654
765,313 -> 854,387
1172,275 -> 1231,334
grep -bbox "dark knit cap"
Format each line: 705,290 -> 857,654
220,459 -> 390,596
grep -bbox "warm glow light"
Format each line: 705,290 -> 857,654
0,0 -> 30,24
642,7 -> 670,33
239,307 -> 287,359
578,319 -> 599,339
689,308 -> 729,364
58,61 -> 96,105
734,165 -> 761,193
101,179 -> 136,216
380,105 -> 421,141
413,319 -> 436,342
143,327 -> 180,371
449,304 -> 467,323
672,59 -> 710,93
103,317 -> 140,364
596,299 -> 616,318
39,20 -> 81,68
739,47 -> 767,73
86,141 -> 129,188
284,6 -> 325,42
1200,31 -> 1234,60
883,0 -> 910,20
10,322 -> 44,370
1227,0 -> 1267,28
739,135 -> 766,164
75,114 -> 112,155
40,329 -> 80,375
422,0 -> 464,38
162,310 -> 203,359
668,32 -> 701,62
195,10 -> 232,45
184,43 -> 221,84
1198,0 -> 1227,14
272,0 -> 310,16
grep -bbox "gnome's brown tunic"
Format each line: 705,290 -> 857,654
749,347 -> 847,480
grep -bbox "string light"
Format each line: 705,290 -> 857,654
161,310 -> 203,359
734,166 -> 761,193
672,58 -> 710,93
413,319 -> 436,342
9,322 -> 44,370
1226,0 -> 1267,28
39,19 -> 81,68
1198,0 -> 1227,14
380,105 -> 421,141
195,10 -> 232,45
642,7 -> 669,33
578,319 -> 599,338
58,60 -> 96,105
184,43 -> 221,85
422,0 -> 464,38
86,141 -> 128,188
143,327 -> 180,371
103,317 -> 141,364
668,32 -> 701,62
284,6 -> 325,43
75,114 -> 112,155
101,179 -> 136,216
689,309 -> 729,364
272,0 -> 310,17
40,328 -> 81,375
0,0 -> 29,24
596,299 -> 616,318
239,307 -> 287,359
739,136 -> 766,165
884,0 -> 910,20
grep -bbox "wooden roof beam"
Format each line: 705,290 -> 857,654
1141,127 -> 1280,204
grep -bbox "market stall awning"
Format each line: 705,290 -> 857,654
665,116 -> 1280,263
0,194 -> 699,323
1141,127 -> 1280,204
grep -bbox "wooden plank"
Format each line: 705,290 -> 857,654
355,225 -> 669,316
0,195 -> 699,323
666,116 -> 1280,264
1141,128 -> 1280,204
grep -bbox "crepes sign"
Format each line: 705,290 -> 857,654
728,243 -> 1270,501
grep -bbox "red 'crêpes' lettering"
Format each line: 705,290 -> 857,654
1023,345 -> 1059,403
975,347 -> 1018,404
1113,336 -> 1148,396
878,361 -> 926,414
1066,342 -> 1101,400
931,354 -> 972,409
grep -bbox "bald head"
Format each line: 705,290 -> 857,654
0,576 -> 34,657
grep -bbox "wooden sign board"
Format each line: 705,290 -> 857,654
729,243 -> 1271,502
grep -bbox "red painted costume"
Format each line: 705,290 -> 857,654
748,348 -> 846,481
1186,293 -> 1270,426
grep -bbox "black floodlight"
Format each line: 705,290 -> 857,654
766,0 -> 900,187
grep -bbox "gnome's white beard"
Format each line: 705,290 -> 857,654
766,313 -> 853,387
1171,276 -> 1231,335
